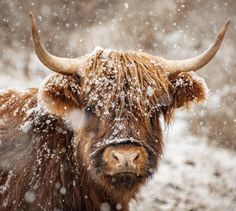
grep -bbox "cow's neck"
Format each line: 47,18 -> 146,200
83,184 -> 130,211
77,165 -> 133,211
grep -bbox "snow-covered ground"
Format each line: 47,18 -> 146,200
0,1 -> 235,210
130,113 -> 236,211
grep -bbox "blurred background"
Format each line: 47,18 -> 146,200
0,0 -> 235,210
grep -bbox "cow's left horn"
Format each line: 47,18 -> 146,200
163,19 -> 230,73
29,12 -> 82,75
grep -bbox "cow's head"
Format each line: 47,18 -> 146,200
29,13 -> 229,191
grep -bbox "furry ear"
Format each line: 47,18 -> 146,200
38,73 -> 82,117
169,72 -> 208,108
163,72 -> 208,122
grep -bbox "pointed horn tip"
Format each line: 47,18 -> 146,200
225,18 -> 231,25
223,18 -> 231,30
222,18 -> 231,32
29,11 -> 34,20
28,11 -> 36,27
29,12 -> 38,32
217,18 -> 231,40
163,19 -> 231,73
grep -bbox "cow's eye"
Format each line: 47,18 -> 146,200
150,111 -> 160,125
85,105 -> 96,114
150,115 -> 156,125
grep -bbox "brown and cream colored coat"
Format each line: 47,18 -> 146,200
0,12 -> 229,211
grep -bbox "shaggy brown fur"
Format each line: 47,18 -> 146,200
0,48 -> 207,211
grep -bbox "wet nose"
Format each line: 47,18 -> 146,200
111,151 -> 140,170
103,145 -> 148,175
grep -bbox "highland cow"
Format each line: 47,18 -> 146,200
0,13 -> 229,211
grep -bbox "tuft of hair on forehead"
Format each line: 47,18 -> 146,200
80,48 -> 171,121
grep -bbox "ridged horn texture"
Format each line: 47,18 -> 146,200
29,12 -> 81,75
163,19 -> 230,73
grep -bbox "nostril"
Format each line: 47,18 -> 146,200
112,153 -> 119,162
133,153 -> 140,162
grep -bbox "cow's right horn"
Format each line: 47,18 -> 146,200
162,19 -> 230,73
29,12 -> 84,75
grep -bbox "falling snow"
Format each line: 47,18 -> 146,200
24,191 -> 36,203
59,187 -> 67,195
100,202 -> 111,211
0,0 -> 235,211
147,86 -> 154,97
20,121 -> 33,133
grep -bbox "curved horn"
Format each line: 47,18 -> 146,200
163,19 -> 230,73
29,12 -> 80,75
